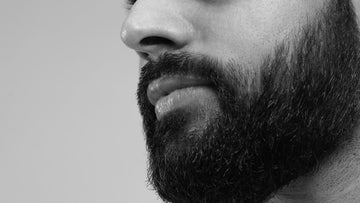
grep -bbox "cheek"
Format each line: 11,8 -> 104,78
246,0 -> 325,42
197,0 -> 326,67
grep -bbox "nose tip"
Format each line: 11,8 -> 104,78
121,9 -> 194,60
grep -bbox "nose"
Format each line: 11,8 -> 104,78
121,1 -> 194,61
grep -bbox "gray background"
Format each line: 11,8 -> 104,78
0,0 -> 161,202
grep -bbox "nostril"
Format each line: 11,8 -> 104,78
138,52 -> 149,60
140,36 -> 175,47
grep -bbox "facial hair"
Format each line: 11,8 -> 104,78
137,1 -> 360,202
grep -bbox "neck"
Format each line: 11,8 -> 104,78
269,126 -> 360,203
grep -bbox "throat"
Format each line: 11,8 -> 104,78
268,129 -> 360,203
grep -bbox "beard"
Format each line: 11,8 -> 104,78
137,1 -> 360,202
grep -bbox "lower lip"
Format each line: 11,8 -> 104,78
155,86 -> 218,120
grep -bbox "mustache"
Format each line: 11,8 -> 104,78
138,52 -> 226,88
137,52 -> 239,107
137,52 -> 260,109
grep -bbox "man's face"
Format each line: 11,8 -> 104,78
122,0 -> 360,202
122,0 -> 328,67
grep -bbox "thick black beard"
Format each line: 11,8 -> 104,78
137,1 -> 360,202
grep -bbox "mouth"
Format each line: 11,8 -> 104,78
147,75 -> 213,119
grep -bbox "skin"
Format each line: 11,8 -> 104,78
121,0 -> 360,202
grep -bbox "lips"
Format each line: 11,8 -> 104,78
147,75 -> 212,106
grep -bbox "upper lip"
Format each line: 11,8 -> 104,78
147,75 -> 211,106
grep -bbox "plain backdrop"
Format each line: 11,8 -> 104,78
0,0 -> 161,202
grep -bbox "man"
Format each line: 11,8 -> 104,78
121,0 -> 360,202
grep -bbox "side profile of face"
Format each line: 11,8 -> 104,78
122,0 -> 360,202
